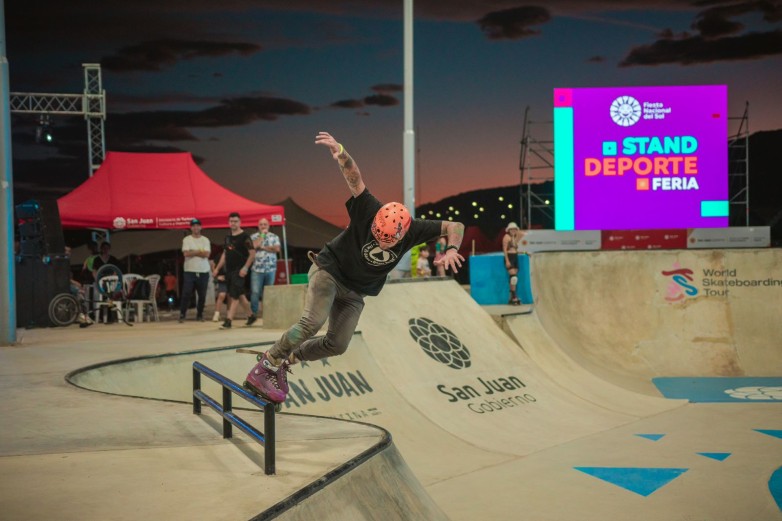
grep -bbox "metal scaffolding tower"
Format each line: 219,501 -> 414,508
519,104 -> 751,229
518,106 -> 554,229
9,63 -> 106,176
728,102 -> 750,226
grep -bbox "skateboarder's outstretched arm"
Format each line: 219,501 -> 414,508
315,131 -> 366,197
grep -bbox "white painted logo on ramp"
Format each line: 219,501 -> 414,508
724,386 -> 782,400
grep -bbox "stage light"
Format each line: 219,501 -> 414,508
35,115 -> 54,144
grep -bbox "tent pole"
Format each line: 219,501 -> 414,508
282,224 -> 289,284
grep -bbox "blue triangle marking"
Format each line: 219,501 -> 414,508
697,452 -> 731,461
635,433 -> 665,441
770,466 -> 782,512
756,429 -> 782,440
574,467 -> 688,497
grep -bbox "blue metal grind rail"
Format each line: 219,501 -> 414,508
192,361 -> 276,475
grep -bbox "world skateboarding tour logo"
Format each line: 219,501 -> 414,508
662,262 -> 698,302
408,317 -> 471,369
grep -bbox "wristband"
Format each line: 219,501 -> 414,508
338,143 -> 344,155
445,245 -> 459,253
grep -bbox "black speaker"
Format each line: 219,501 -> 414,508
15,256 -> 71,328
16,199 -> 65,256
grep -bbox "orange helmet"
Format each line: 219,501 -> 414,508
371,202 -> 411,245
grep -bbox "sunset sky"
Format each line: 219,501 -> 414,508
7,0 -> 782,226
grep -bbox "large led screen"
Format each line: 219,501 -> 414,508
553,85 -> 728,230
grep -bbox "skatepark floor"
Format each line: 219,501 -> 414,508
2,263 -> 782,520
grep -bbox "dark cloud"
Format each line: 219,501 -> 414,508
102,40 -> 261,72
688,1 -> 773,38
331,94 -> 398,109
620,28 -> 782,65
622,1 -> 782,65
363,94 -> 399,106
108,96 -> 311,144
587,55 -> 605,63
110,92 -> 223,107
331,99 -> 365,109
371,83 -> 403,93
477,6 -> 551,40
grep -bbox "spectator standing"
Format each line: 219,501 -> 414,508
210,259 -> 229,322
179,218 -> 211,322
249,218 -> 281,324
91,242 -> 120,278
213,212 -> 255,329
80,242 -> 99,283
416,247 -> 432,277
433,236 -> 447,276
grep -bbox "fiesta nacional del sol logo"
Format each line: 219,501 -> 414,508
610,95 -> 642,127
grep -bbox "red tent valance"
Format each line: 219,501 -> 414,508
57,151 -> 284,229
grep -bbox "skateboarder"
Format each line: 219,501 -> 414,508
244,131 -> 465,403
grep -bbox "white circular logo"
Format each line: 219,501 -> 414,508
610,96 -> 641,127
724,386 -> 782,400
113,216 -> 127,229
362,242 -> 397,266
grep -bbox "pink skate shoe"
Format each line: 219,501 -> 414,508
244,352 -> 286,403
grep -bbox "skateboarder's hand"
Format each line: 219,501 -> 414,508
315,132 -> 343,159
435,249 -> 465,274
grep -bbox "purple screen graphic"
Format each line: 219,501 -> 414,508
561,85 -> 728,230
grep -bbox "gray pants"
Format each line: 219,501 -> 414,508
268,264 -> 365,362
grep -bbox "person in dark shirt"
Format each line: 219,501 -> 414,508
245,132 -> 465,404
212,212 -> 255,329
91,242 -> 120,278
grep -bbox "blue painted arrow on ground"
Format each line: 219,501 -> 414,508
574,467 -> 688,497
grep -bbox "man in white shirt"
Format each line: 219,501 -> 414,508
179,218 -> 211,322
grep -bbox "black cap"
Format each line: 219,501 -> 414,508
190,218 -> 201,226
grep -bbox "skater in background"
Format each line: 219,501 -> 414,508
502,222 -> 524,305
244,132 -> 465,404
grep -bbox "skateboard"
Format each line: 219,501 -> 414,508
236,347 -> 264,361
242,380 -> 283,412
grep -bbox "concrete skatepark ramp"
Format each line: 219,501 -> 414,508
518,249 -> 782,397
67,248 -> 782,519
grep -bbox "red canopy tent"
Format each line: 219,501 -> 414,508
58,151 -> 289,281
57,151 -> 285,229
